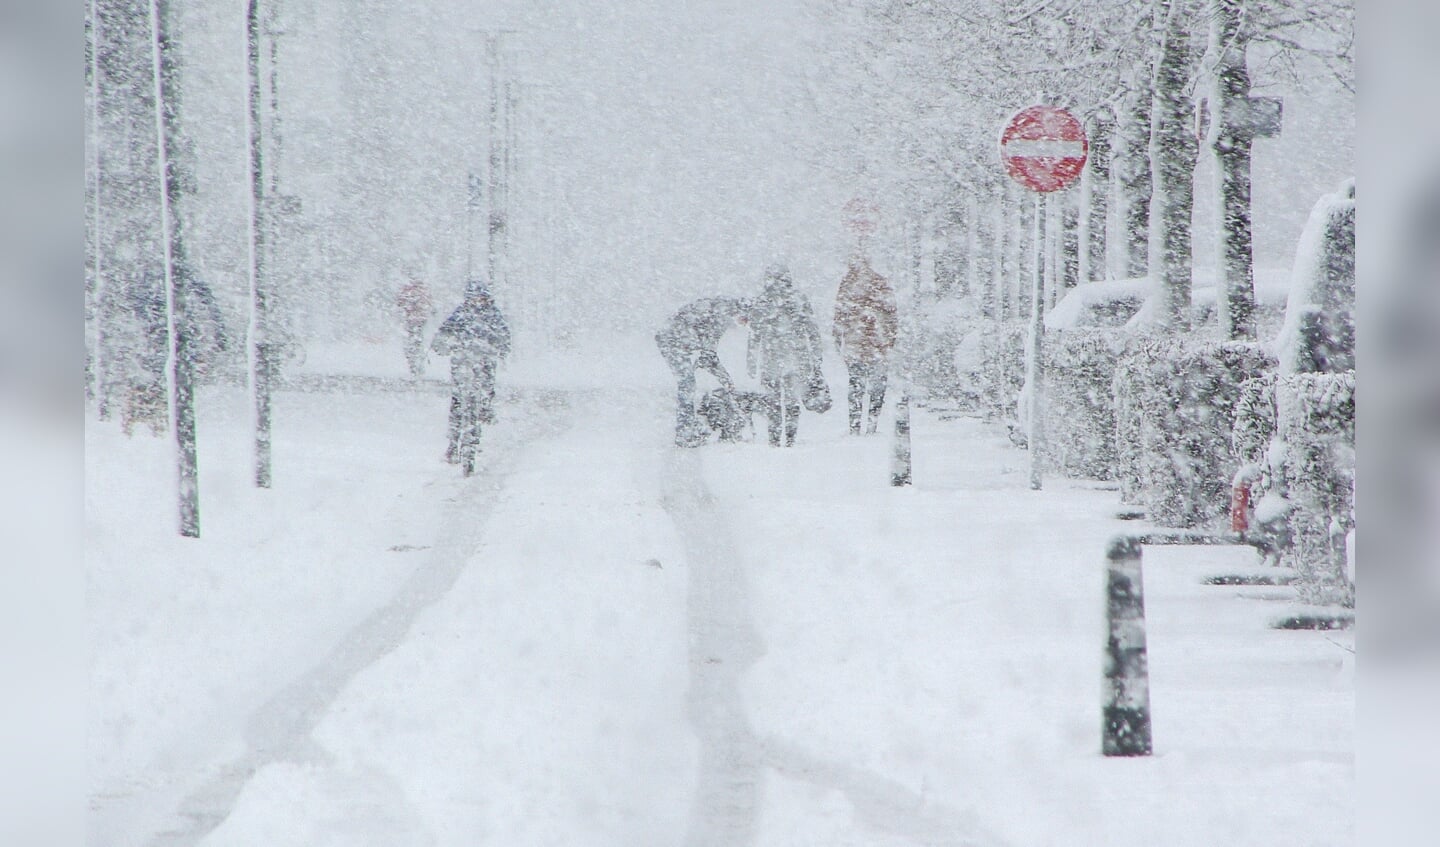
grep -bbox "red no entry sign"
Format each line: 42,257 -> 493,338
1000,105 -> 1088,193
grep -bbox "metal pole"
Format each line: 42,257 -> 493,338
149,0 -> 199,537
1025,192 -> 1045,490
246,0 -> 272,488
1103,535 -> 1153,756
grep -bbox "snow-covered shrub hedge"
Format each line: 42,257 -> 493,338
1042,328 -> 1135,479
978,320 -> 1026,421
906,294 -> 989,407
1276,179 -> 1355,375
1233,372 -> 1355,604
1112,337 -> 1276,525
1231,373 -> 1277,467
1278,372 -> 1355,604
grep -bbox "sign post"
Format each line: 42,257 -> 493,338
999,105 -> 1088,491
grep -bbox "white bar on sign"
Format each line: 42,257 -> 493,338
1002,139 -> 1084,158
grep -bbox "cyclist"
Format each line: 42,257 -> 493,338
432,278 -> 511,465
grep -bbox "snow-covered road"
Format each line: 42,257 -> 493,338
88,345 -> 1352,846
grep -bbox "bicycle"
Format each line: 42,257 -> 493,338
451,357 -> 497,477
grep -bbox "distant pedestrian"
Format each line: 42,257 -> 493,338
431,279 -> 511,463
655,296 -> 751,447
748,262 -> 825,447
833,252 -> 897,435
396,278 -> 435,378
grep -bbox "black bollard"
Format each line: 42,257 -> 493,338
890,393 -> 911,487
1103,535 -> 1152,756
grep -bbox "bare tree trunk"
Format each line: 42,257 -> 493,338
1116,74 -> 1153,279
966,194 -> 980,303
1061,198 -> 1080,294
95,0 -> 168,422
1148,0 -> 1200,332
991,190 -> 1007,321
1080,110 -> 1113,283
149,0 -> 199,536
1054,194 -> 1065,308
486,34 -> 504,286
1207,0 -> 1257,340
247,0 -> 273,488
86,0 -> 105,413
1012,182 -> 1031,317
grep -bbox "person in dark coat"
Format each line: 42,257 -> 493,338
833,252 -> 898,434
432,278 -> 511,462
747,262 -> 824,447
655,296 -> 751,447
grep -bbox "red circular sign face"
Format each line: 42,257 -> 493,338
999,105 -> 1088,193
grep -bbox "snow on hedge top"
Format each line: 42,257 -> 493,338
1045,277 -> 1154,330
1046,269 -> 1290,332
1275,178 -> 1356,373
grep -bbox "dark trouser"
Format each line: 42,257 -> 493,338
846,358 -> 887,434
446,360 -> 497,457
657,335 -> 730,446
403,324 -> 426,377
763,371 -> 802,447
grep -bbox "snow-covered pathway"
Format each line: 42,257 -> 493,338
90,350 -> 1351,846
146,389 -> 575,845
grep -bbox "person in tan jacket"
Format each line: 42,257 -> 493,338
832,253 -> 898,435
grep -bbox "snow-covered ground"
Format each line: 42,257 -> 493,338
88,338 -> 1352,846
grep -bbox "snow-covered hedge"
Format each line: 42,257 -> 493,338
1232,371 -> 1355,604
979,320 -> 1026,421
1113,337 -> 1276,526
906,294 -> 984,406
1275,179 -> 1355,375
1042,328 -> 1136,479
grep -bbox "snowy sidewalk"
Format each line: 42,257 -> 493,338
699,404 -> 1352,845
89,360 -> 1351,846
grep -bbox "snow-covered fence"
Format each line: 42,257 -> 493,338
1113,338 -> 1276,526
1231,372 -> 1355,605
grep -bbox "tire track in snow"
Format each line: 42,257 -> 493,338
144,389 -> 576,847
661,449 -> 1008,847
662,449 -> 767,847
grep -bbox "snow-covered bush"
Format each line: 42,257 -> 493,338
1276,178 -> 1355,375
979,320 -> 1027,422
1113,337 -> 1276,525
1223,179 -> 1356,604
1232,374 -> 1278,467
1233,372 -> 1355,604
1113,349 -> 1148,504
1042,328 -> 1135,479
1278,372 -> 1355,604
906,294 -> 982,405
